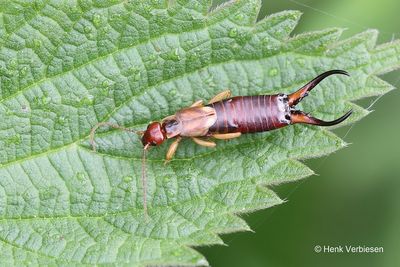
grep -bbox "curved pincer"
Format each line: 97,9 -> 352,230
288,70 -> 349,107
288,70 -> 352,127
291,110 -> 353,126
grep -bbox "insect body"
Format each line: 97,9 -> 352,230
90,70 -> 352,215
140,69 -> 352,160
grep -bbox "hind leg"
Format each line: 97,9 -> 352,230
192,137 -> 216,147
212,132 -> 241,140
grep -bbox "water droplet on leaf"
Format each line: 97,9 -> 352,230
111,13 -> 121,21
8,59 -> 17,69
134,72 -> 141,81
41,186 -> 59,200
172,48 -> 181,61
6,134 -> 21,145
229,28 -> 238,38
76,172 -> 86,181
20,66 -> 28,77
187,52 -> 197,60
41,96 -> 51,105
269,68 -> 278,77
80,95 -> 94,105
235,13 -> 244,21
232,43 -> 241,52
102,80 -> 111,88
84,26 -> 92,33
185,40 -> 193,47
93,13 -> 101,26
123,176 -> 133,183
33,39 -> 42,48
57,116 -> 66,125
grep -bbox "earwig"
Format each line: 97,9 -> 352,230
90,70 -> 353,217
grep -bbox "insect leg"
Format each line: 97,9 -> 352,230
212,132 -> 242,139
208,90 -> 231,104
165,136 -> 182,163
190,100 -> 204,107
192,137 -> 216,147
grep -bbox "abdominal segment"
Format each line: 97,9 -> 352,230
207,95 -> 290,134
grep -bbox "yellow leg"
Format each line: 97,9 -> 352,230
208,90 -> 231,104
190,100 -> 204,107
165,136 -> 182,163
192,137 -> 216,147
212,132 -> 241,140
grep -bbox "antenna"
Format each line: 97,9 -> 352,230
89,122 -> 149,218
89,122 -> 143,152
142,144 -> 150,219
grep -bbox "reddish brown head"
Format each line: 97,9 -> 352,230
141,122 -> 167,147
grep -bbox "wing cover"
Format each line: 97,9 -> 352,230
175,106 -> 217,137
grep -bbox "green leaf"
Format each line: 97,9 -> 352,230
0,0 -> 399,265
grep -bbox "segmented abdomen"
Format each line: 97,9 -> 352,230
207,95 -> 289,134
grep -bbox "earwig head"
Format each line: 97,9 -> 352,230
286,70 -> 353,127
141,122 -> 167,147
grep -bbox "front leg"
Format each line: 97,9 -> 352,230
165,136 -> 182,163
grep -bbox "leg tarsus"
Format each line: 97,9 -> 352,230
208,90 -> 231,104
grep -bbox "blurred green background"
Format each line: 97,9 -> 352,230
199,0 -> 400,266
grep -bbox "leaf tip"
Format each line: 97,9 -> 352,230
196,258 -> 209,266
